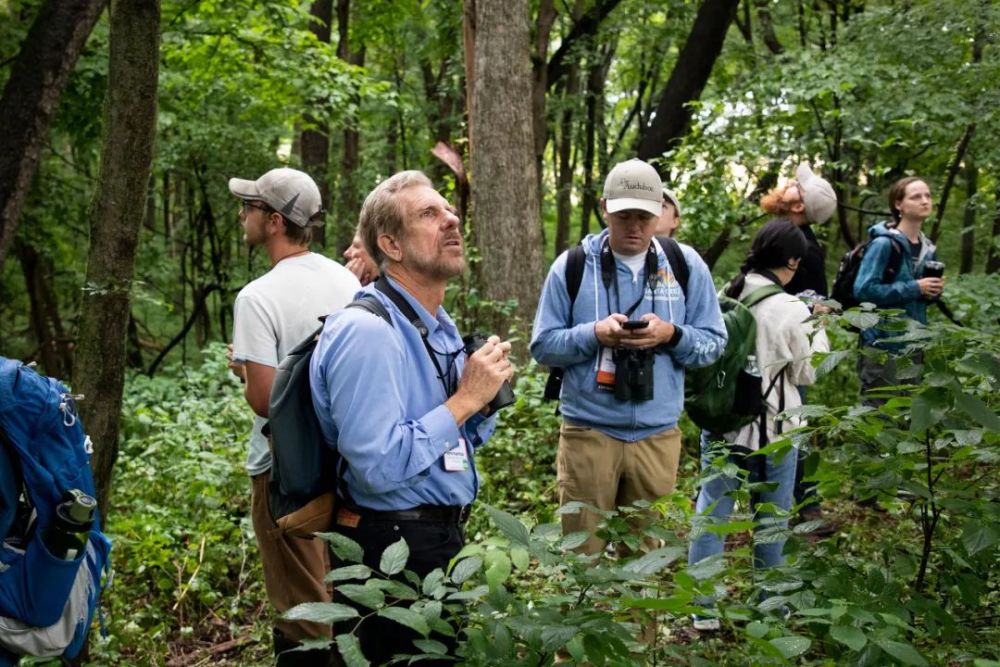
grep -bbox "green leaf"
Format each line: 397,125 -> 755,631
316,532 -> 364,563
337,584 -> 385,610
746,621 -> 769,639
422,568 -> 446,596
769,635 -> 811,658
816,349 -> 852,378
910,393 -> 945,433
621,546 -> 685,576
412,639 -> 448,655
830,625 -> 867,651
450,556 -> 482,584
336,632 -> 370,667
484,554 -> 512,589
369,578 -> 419,601
955,392 -> 1000,431
379,538 -> 409,575
876,640 -> 928,666
559,531 -> 589,551
378,606 -> 430,637
510,546 -> 529,571
324,564 -> 372,583
540,624 -> 578,652
961,521 -> 1000,556
283,602 -> 359,625
843,310 -> 880,330
483,504 -> 530,545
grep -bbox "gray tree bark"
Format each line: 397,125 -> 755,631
0,0 -> 106,271
73,0 -> 160,522
467,0 -> 543,353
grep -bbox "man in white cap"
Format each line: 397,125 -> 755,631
226,167 -> 360,664
531,158 -> 726,556
759,162 -> 837,296
655,187 -> 682,238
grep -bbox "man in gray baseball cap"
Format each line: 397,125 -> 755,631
531,158 -> 725,560
225,166 -> 360,664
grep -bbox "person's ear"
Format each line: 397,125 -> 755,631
377,233 -> 402,263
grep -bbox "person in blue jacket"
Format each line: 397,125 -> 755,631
854,176 -> 943,404
531,158 -> 726,556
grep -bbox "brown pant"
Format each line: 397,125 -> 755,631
556,423 -> 682,555
251,472 -> 332,642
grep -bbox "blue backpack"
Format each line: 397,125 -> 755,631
0,357 -> 112,664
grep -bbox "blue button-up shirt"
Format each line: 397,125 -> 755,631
309,277 -> 495,511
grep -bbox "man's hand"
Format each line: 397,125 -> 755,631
226,344 -> 246,382
594,313 -> 629,347
917,277 -> 944,299
616,313 -> 676,349
446,336 -> 514,425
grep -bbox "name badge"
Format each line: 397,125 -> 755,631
597,347 -> 616,392
443,438 -> 470,472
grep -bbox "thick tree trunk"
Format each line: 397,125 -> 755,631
467,0 -> 543,355
0,0 -> 106,271
72,0 -> 160,523
16,240 -> 71,378
337,0 -> 364,250
637,0 -> 739,166
960,161 -> 977,274
554,69 -> 580,256
301,0 -> 333,248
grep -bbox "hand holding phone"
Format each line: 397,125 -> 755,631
621,320 -> 649,330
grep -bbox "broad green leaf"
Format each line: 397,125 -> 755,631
621,546 -> 684,576
769,635 -> 811,658
337,583 -> 385,610
412,639 -> 448,655
450,556 -> 482,583
876,639 -> 928,666
955,392 -> 1000,431
559,531 -> 589,551
422,568 -> 446,596
378,606 -> 430,636
746,621 -> 769,639
484,554 -> 512,589
379,538 -> 409,576
843,310 -> 880,330
910,393 -> 945,433
830,625 -> 867,651
510,546 -> 530,571
369,579 -> 419,601
540,624 -> 578,652
484,504 -> 530,545
283,602 -> 359,624
324,564 -> 372,583
316,532 -> 364,563
816,349 -> 852,378
336,632 -> 370,667
961,521 -> 1000,556
446,584 -> 489,601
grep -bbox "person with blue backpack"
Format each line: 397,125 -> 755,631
687,219 -> 829,631
853,176 -> 942,406
531,158 -> 726,557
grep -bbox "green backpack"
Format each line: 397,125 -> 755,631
684,284 -> 785,434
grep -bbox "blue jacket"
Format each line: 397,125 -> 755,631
853,221 -> 936,349
530,230 -> 726,441
309,278 -> 495,511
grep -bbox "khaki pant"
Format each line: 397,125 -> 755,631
556,423 -> 682,555
251,472 -> 332,642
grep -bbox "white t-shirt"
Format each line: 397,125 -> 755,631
232,252 -> 361,475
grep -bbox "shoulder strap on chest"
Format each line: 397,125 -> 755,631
741,283 -> 785,308
346,292 -> 392,326
564,244 -> 587,308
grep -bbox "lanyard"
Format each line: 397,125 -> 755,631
375,277 -> 461,399
599,238 -> 658,318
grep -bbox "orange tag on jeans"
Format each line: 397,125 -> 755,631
336,507 -> 361,528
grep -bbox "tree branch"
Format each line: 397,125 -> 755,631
545,0 -> 622,90
930,123 -> 975,243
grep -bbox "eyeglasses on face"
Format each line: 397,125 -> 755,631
241,200 -> 271,213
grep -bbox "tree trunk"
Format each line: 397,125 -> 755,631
987,179 -> 1000,274
960,161 -> 976,274
337,0 -> 364,250
301,0 -> 333,248
72,0 -> 160,523
0,0 -> 106,271
637,0 -> 739,166
467,0 -> 543,356
554,69 -> 580,256
15,240 -> 71,378
931,123 -> 975,243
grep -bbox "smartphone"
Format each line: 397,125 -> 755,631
621,320 -> 649,330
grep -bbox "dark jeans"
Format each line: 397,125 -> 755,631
330,513 -> 465,666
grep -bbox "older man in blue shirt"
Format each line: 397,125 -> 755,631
309,170 -> 513,664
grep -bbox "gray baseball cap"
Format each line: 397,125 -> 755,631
662,187 -> 682,217
603,159 -> 662,217
229,168 -> 325,227
796,163 -> 836,224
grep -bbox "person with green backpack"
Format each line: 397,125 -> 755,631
686,219 -> 829,631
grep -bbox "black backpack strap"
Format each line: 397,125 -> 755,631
564,244 -> 587,308
657,236 -> 688,298
347,292 -> 392,325
882,236 -> 905,283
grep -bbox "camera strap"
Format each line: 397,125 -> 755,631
599,238 -> 659,318
374,277 -> 460,397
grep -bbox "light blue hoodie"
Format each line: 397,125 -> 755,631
854,220 -> 936,350
530,229 -> 726,441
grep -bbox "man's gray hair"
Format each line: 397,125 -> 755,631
358,170 -> 432,268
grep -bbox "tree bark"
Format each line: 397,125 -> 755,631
467,0 -> 543,356
554,69 -> 580,256
0,0 -> 106,271
637,0 -> 739,167
987,179 -> 1000,274
336,0 -> 364,250
72,0 -> 160,523
301,0 -> 333,248
931,123 -> 975,243
960,160 -> 976,274
15,240 -> 71,378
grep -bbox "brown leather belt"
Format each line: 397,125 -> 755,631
338,503 -> 471,526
